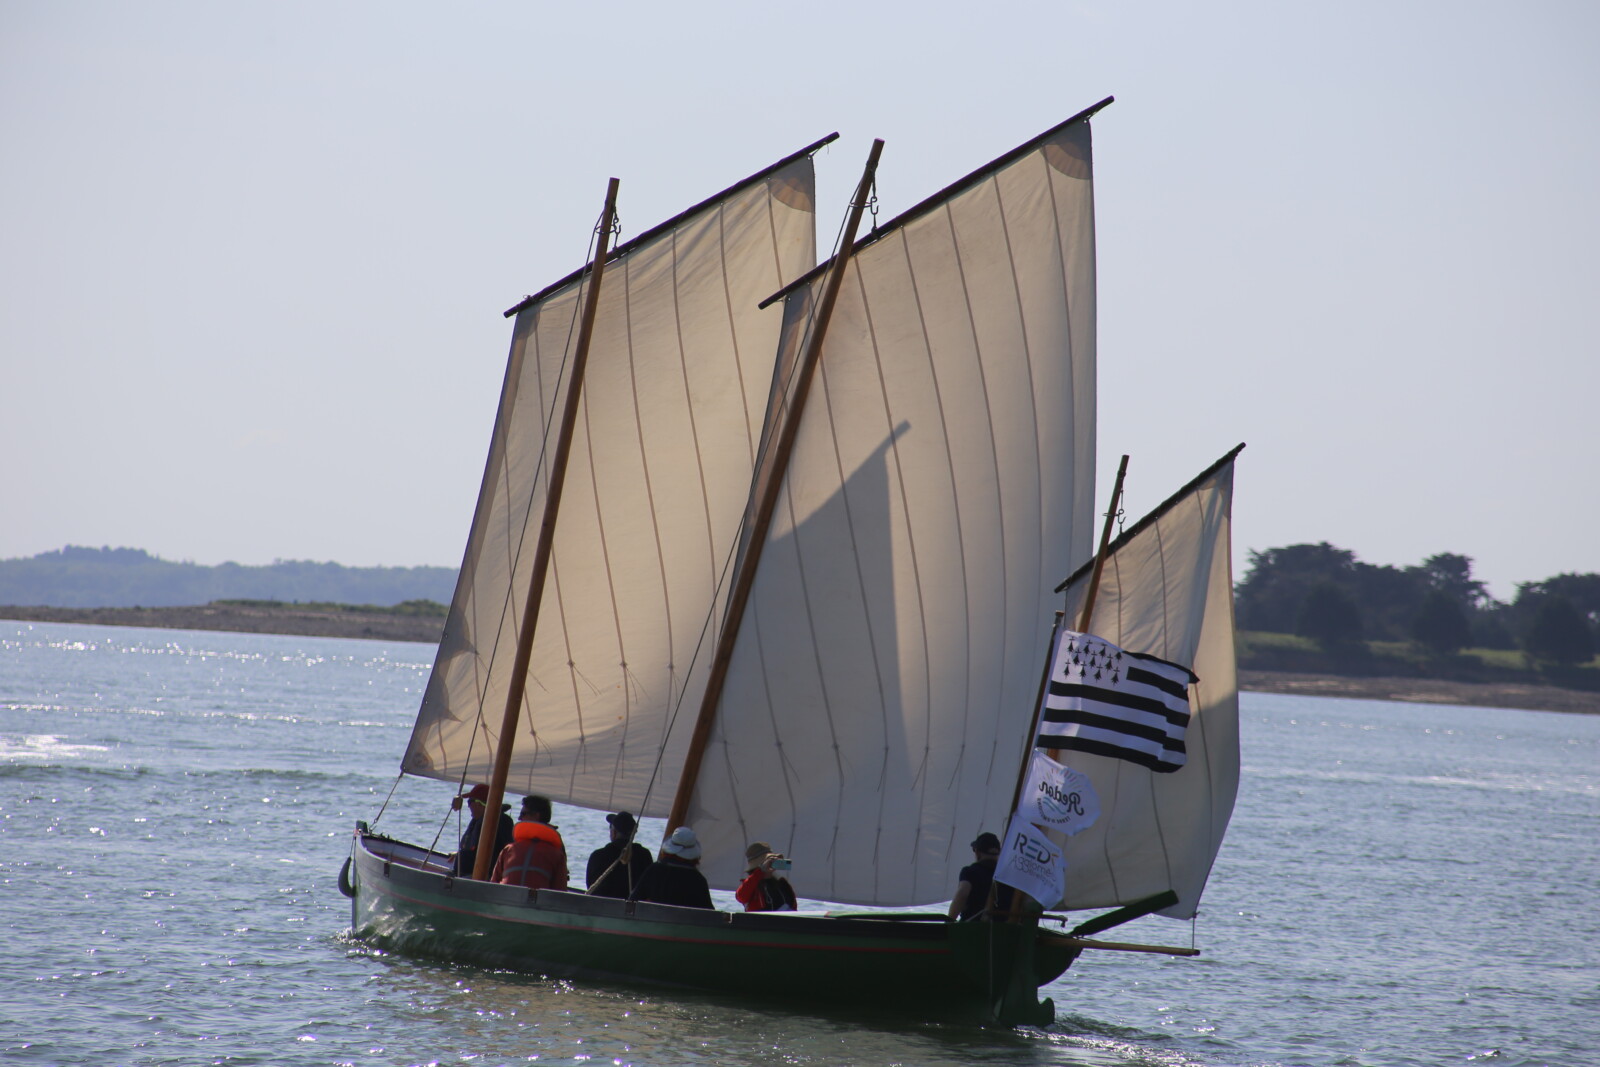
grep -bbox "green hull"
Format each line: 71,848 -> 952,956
350,828 -> 1077,1026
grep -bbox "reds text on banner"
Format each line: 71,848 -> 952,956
995,812 -> 1066,909
1017,750 -> 1101,836
1035,630 -> 1198,773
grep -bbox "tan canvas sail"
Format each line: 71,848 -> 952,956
684,115 -> 1102,907
400,148 -> 823,813
1053,447 -> 1242,919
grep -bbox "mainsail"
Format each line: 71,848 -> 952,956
401,145 -> 825,813
683,112 -> 1102,906
1053,447 -> 1243,918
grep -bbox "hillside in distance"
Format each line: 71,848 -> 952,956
0,546 -> 456,608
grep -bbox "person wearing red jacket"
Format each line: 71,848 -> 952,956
735,841 -> 797,912
491,795 -> 568,890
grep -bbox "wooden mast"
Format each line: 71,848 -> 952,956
470,178 -> 621,881
662,140 -> 886,838
1042,454 -> 1128,764
1078,454 -> 1129,633
994,457 -> 1131,919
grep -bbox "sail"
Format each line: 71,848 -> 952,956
400,148 -> 822,813
684,115 -> 1101,906
1052,447 -> 1242,919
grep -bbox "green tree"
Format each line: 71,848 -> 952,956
1470,606 -> 1518,650
1523,596 -> 1595,665
1519,574 -> 1600,625
1296,581 -> 1364,648
1237,543 -> 1361,633
1411,552 -> 1490,610
1412,589 -> 1471,655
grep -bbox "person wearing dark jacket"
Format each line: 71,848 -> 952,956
946,831 -> 1014,921
586,812 -> 654,898
632,826 -> 714,909
451,783 -> 514,879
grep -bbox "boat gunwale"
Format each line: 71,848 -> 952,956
353,829 -> 961,950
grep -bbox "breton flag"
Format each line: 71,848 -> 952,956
1036,629 -> 1198,773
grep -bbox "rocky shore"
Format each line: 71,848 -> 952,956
6,603 -> 1595,715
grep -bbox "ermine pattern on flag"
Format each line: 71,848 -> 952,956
1035,630 -> 1197,773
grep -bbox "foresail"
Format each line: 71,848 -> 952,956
1053,447 -> 1242,919
401,151 -> 821,814
686,116 -> 1101,906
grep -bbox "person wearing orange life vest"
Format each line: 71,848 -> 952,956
491,794 -> 568,890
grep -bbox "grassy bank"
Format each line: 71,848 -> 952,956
1239,631 -> 1600,713
1239,630 -> 1600,691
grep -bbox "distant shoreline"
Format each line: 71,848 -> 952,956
1238,669 -> 1598,716
0,603 -> 444,644
5,603 -> 1596,715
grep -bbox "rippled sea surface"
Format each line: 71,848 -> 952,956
3,621 -> 1596,1067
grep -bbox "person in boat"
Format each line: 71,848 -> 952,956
631,826 -> 714,909
585,811 -> 653,898
450,783 -> 514,879
946,831 -> 1015,921
491,795 -> 568,890
734,841 -> 798,912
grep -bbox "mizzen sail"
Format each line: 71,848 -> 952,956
685,113 -> 1102,907
1053,446 -> 1243,918
401,148 -> 823,814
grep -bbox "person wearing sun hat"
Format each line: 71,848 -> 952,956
735,841 -> 798,912
631,826 -> 714,909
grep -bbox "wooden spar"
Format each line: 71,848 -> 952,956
1037,932 -> 1200,958
1007,611 -> 1065,813
1077,454 -> 1129,634
1054,444 -> 1245,596
1040,454 -> 1128,764
1066,889 -> 1180,937
662,140 -> 887,839
470,178 -> 621,881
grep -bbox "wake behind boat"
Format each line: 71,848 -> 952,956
345,98 -> 1243,1026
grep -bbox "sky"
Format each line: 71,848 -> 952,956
2,1 -> 1596,603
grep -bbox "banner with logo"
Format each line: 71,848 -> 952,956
1016,750 -> 1100,836
994,812 -> 1066,909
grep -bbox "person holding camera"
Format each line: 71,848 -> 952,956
735,841 -> 798,912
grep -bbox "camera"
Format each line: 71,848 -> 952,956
769,857 -> 792,870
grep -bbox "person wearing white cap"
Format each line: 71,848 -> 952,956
631,826 -> 714,909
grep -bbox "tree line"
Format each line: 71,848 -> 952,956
1237,543 -> 1598,665
0,546 -> 457,609
6,543 -> 1597,668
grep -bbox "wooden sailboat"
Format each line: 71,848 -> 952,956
346,98 -> 1242,1026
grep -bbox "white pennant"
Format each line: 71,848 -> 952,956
1017,750 -> 1100,837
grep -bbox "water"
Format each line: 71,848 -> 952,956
2,620 -> 1596,1067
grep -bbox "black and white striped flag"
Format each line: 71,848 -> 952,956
1035,629 -> 1198,773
